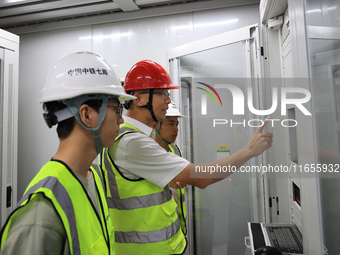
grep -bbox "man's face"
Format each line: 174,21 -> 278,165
151,89 -> 171,122
159,116 -> 179,144
135,89 -> 171,122
100,98 -> 124,148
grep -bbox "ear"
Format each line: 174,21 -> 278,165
133,94 -> 148,107
78,104 -> 95,128
152,121 -> 158,131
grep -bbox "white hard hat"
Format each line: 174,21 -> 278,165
40,51 -> 135,103
166,102 -> 186,118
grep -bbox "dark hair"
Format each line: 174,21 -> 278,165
123,91 -> 135,110
43,99 -> 102,139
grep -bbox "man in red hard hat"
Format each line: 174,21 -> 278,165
101,60 -> 273,254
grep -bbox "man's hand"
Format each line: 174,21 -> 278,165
246,117 -> 273,157
169,179 -> 188,189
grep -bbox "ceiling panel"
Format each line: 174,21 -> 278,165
0,0 -> 260,32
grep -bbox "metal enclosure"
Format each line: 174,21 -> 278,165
260,0 -> 340,254
0,29 -> 19,227
168,0 -> 340,254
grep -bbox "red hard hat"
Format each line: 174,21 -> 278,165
124,60 -> 179,92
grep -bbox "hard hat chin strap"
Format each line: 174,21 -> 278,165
63,96 -> 109,154
156,121 -> 171,146
139,89 -> 158,122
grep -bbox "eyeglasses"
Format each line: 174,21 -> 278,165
107,104 -> 123,117
154,91 -> 170,98
138,91 -> 170,99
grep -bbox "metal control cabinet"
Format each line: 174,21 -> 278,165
0,29 -> 19,227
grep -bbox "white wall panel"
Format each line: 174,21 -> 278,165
90,14 -> 194,80
192,5 -> 259,40
92,5 -> 259,79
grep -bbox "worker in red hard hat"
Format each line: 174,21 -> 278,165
122,59 -> 179,123
101,60 -> 273,254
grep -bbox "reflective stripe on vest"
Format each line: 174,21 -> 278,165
118,125 -> 136,134
168,143 -> 187,236
168,144 -> 182,158
17,176 -> 81,254
92,163 -> 107,194
115,218 -> 180,244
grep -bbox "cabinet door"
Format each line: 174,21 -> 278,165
0,46 -> 18,227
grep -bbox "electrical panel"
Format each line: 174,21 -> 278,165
0,29 -> 19,227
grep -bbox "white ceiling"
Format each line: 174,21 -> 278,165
0,0 -> 260,33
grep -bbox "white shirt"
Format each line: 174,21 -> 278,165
109,116 -> 190,188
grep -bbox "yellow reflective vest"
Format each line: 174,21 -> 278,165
168,144 -> 187,236
0,160 -> 115,255
101,123 -> 187,254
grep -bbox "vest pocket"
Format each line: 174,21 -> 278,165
160,198 -> 185,251
169,230 -> 185,251
90,236 -> 108,254
160,198 -> 177,216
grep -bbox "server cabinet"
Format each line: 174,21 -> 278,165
0,29 -> 19,227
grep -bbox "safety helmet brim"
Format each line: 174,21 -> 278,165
124,84 -> 180,92
165,101 -> 186,118
40,87 -> 135,103
165,112 -> 186,118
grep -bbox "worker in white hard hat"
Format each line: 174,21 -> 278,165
153,102 -> 188,237
0,51 -> 135,255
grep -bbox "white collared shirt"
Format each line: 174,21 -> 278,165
109,116 -> 190,188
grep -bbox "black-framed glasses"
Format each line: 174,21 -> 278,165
138,91 -> 170,99
107,104 -> 123,117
